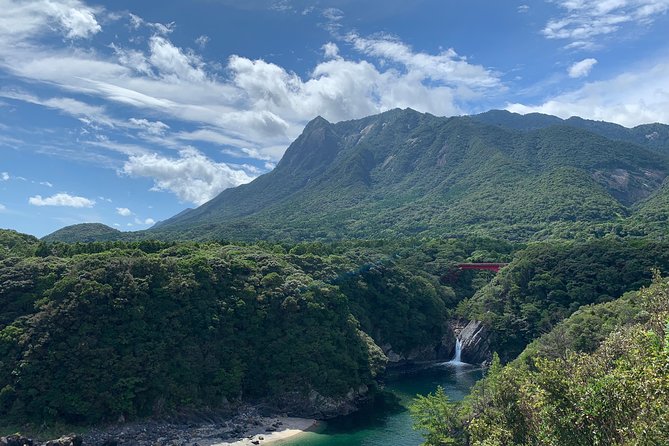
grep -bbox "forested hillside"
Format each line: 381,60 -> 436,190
0,230 -> 510,425
412,273 -> 669,446
458,238 -> 669,360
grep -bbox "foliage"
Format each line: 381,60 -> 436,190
41,223 -> 121,243
458,238 -> 669,360
0,232 -> 510,426
414,274 -> 669,446
410,386 -> 459,445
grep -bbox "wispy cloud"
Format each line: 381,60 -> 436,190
568,58 -> 598,78
29,193 -> 96,208
544,0 -> 669,48
508,60 -> 669,127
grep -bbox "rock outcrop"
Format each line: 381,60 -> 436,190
0,435 -> 33,446
273,384 -> 370,419
382,325 -> 457,365
458,320 -> 492,364
44,435 -> 82,446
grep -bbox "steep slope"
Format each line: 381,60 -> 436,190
149,109 -> 669,242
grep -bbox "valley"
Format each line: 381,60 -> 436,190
3,110 -> 669,445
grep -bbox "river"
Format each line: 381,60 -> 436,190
276,362 -> 483,446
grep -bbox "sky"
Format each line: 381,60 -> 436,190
1,0 -> 669,237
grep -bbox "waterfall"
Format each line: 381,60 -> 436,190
447,338 -> 465,365
453,338 -> 462,362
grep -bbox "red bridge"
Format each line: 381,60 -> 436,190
457,263 -> 508,273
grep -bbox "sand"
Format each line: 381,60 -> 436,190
212,417 -> 319,446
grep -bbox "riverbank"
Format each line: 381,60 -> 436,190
213,417 -> 319,446
78,409 -> 318,446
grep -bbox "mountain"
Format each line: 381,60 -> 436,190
145,108 -> 669,242
42,223 -> 121,243
473,109 -> 669,155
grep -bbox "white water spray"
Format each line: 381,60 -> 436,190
453,338 -> 462,362
447,338 -> 465,365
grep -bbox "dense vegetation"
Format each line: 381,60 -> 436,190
0,230 -> 510,425
41,223 -> 121,243
411,273 -> 669,445
458,238 -> 669,360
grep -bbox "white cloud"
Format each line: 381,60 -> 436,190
544,0 -> 669,47
122,148 -> 256,205
40,181 -> 53,187
29,193 -> 96,208
322,42 -> 340,59
0,90 -> 117,127
507,60 -> 669,127
116,207 -> 132,216
1,172 -> 8,181
144,217 -> 155,225
0,0 -> 101,43
346,33 -> 500,90
322,7 -> 344,21
518,4 -> 530,13
195,35 -> 210,48
568,58 -> 598,78
0,3 -> 505,182
128,118 -> 169,135
0,203 -> 6,211
148,36 -> 207,83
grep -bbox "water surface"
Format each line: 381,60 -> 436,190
277,362 -> 483,446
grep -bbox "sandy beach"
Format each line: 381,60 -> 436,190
211,417 -> 319,446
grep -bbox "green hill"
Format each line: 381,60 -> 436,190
42,223 -> 121,243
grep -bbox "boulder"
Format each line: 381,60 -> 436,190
459,320 -> 491,364
44,435 -> 82,446
0,434 -> 33,446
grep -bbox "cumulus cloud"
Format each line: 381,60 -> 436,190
322,42 -> 340,59
116,207 -> 132,216
144,217 -> 155,225
122,148 -> 256,205
148,36 -> 207,83
507,60 -> 669,127
0,0 -> 101,43
1,172 -> 8,181
29,193 -> 96,207
0,4 -> 504,171
568,58 -> 598,78
347,33 -> 500,90
544,0 -> 669,48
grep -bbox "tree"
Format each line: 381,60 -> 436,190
410,386 -> 459,445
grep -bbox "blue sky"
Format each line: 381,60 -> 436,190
1,0 -> 669,237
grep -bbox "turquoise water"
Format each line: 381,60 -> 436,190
277,363 -> 483,446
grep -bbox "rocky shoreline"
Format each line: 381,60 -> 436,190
2,407 -> 317,446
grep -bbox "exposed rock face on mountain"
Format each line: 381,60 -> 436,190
458,320 -> 492,365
